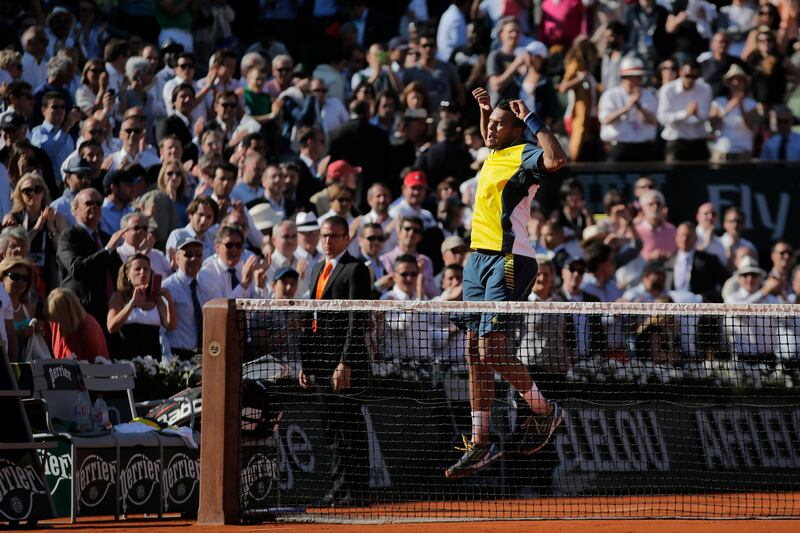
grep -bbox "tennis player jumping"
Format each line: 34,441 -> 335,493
446,88 -> 568,479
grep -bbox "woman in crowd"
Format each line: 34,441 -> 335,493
7,141 -> 44,189
743,3 -> 783,58
559,35 -> 603,161
75,58 -> 109,112
2,172 -> 67,293
200,128 -> 224,158
709,65 -> 759,161
45,287 -> 108,362
352,81 -> 376,110
0,257 -> 37,360
747,27 -> 793,110
0,226 -> 30,259
401,80 -> 431,114
107,254 -> 176,359
158,158 -> 190,227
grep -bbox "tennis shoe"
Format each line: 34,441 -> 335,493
519,403 -> 566,455
444,437 -> 502,479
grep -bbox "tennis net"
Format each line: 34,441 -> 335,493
203,299 -> 800,523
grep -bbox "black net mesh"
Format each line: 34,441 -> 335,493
233,300 -> 800,522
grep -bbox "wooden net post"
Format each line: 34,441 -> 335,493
197,299 -> 241,525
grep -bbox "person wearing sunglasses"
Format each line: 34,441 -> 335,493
379,215 -> 438,299
162,52 -> 215,122
197,224 -> 268,301
656,59 -> 712,162
0,257 -> 38,361
115,212 -> 172,278
3,172 -> 67,293
106,115 -> 160,171
30,92 -> 80,181
356,222 -> 391,297
162,235 -> 206,360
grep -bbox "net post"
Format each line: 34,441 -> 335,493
197,298 -> 241,525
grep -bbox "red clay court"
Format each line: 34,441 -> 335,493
26,492 -> 800,532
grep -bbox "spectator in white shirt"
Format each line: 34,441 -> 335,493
598,56 -> 659,162
265,220 -> 308,297
723,256 -> 787,360
657,59 -> 712,162
21,27 -> 49,91
197,224 -> 268,302
694,202 -> 726,265
104,38 -> 129,95
709,65 -> 758,161
436,1 -> 469,62
116,212 -> 173,277
105,116 -> 160,171
387,170 -> 437,230
295,212 -> 323,291
760,105 -> 800,161
719,206 -> 757,265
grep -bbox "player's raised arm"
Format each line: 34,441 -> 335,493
510,99 -> 567,173
472,87 -> 492,145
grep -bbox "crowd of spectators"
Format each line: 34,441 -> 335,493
0,0 -> 797,371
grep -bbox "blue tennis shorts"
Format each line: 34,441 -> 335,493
454,251 -> 538,336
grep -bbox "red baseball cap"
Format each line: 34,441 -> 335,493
403,170 -> 427,188
325,160 -> 362,183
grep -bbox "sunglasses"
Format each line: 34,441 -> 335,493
5,272 -> 29,283
398,271 -> 419,278
402,226 -> 422,234
220,102 -> 237,108
89,67 -> 104,73
223,241 -> 243,249
365,235 -> 386,242
48,105 -> 66,110
83,200 -> 102,207
276,67 -> 292,73
177,63 -> 195,69
166,171 -> 181,177
124,128 -> 144,135
21,186 -> 44,196
181,251 -> 202,259
130,225 -> 148,231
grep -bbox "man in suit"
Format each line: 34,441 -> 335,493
666,222 -> 728,302
155,82 -> 198,163
556,257 -> 606,359
299,215 -> 372,507
56,188 -> 125,334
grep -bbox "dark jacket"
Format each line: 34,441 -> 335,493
301,252 -> 372,385
665,250 -> 728,302
56,225 -> 122,329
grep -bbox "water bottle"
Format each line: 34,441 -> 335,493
73,390 -> 93,433
93,394 -> 110,431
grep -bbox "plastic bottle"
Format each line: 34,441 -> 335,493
74,390 -> 93,432
93,394 -> 110,431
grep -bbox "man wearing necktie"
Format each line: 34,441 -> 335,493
299,215 -> 372,508
56,188 -> 126,340
760,105 -> 800,161
162,235 -> 205,360
666,222 -> 727,302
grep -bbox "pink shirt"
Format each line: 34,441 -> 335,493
540,0 -> 587,47
635,220 -> 677,260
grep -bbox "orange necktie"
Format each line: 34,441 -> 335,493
315,260 -> 333,300
312,260 -> 333,333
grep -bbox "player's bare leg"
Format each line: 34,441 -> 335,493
480,331 -> 565,455
445,331 -> 502,478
